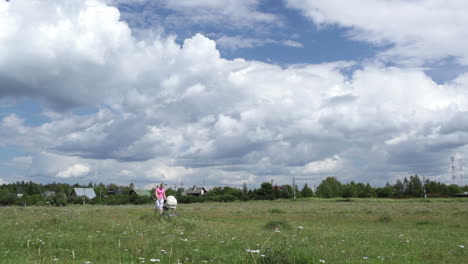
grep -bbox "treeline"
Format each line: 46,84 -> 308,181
0,181 -> 157,206
315,175 -> 468,198
0,175 -> 467,206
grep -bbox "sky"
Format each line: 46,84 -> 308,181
1,0 -> 468,190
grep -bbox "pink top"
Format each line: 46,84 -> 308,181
156,187 -> 166,199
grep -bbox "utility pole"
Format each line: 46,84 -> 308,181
451,157 -> 456,180
422,175 -> 426,199
293,176 -> 296,200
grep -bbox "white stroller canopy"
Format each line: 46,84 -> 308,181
166,195 -> 177,209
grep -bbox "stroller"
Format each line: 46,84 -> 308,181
162,195 -> 178,216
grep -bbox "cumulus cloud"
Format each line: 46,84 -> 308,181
1,0 -> 468,186
56,164 -> 90,178
285,0 -> 468,66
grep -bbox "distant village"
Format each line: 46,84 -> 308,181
1,175 -> 467,206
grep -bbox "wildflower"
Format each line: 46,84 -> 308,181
245,249 -> 260,253
363,256 -> 368,260
52,258 -> 59,262
297,226 -> 304,229
319,260 -> 326,263
149,259 -> 160,263
460,245 -> 464,249
84,262 -> 91,264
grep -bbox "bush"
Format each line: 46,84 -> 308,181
133,196 -> 152,204
218,194 -> 238,202
51,193 -> 67,206
0,190 -> 17,206
177,195 -> 204,204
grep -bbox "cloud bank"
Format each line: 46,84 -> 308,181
1,0 -> 468,187
286,0 -> 468,66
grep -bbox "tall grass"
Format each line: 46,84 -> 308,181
0,199 -> 466,263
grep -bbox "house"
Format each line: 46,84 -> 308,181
108,189 -> 124,196
183,185 -> 207,196
129,189 -> 151,197
450,191 -> 468,198
70,188 -> 96,199
43,191 -> 56,198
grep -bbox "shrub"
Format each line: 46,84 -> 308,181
0,190 -> 17,206
177,195 -> 204,204
133,196 -> 152,204
218,194 -> 238,202
51,193 -> 67,206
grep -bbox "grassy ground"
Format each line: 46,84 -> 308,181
0,198 -> 467,263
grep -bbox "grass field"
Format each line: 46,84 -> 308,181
0,198 -> 467,263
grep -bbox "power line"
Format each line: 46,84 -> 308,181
451,156 -> 455,180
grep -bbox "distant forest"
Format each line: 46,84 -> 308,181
0,175 -> 467,206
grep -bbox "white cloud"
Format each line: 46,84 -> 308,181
285,0 -> 468,66
1,0 -> 468,186
56,164 -> 90,178
299,155 -> 344,174
216,36 -> 303,50
160,0 -> 279,27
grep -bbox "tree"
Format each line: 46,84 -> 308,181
301,183 -> 314,197
407,175 -> 423,197
376,183 -> 393,198
362,183 -> 376,198
316,177 -> 342,198
256,182 -> 275,200
394,179 -> 404,197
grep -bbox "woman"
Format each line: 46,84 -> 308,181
155,183 -> 166,214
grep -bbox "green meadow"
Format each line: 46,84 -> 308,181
0,199 -> 467,264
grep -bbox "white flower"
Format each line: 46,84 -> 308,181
319,260 -> 326,263
460,245 -> 464,249
245,249 -> 260,253
149,259 -> 160,263
296,226 -> 304,229
363,256 -> 368,259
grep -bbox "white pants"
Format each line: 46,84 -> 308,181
155,198 -> 164,209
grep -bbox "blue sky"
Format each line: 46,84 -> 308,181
1,0 -> 468,189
